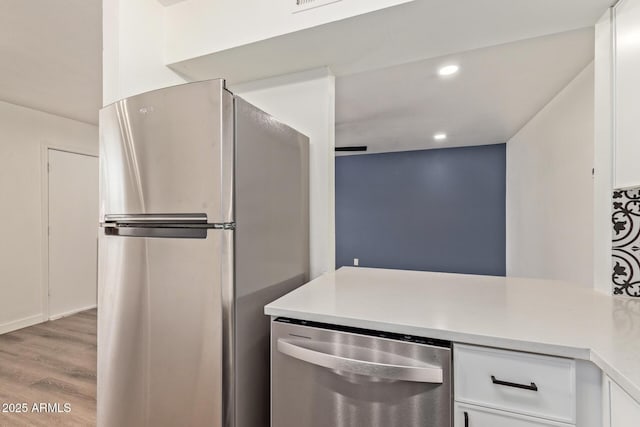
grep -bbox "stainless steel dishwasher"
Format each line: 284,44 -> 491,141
271,318 -> 452,427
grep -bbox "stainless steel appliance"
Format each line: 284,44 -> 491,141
271,318 -> 452,427
97,79 -> 309,427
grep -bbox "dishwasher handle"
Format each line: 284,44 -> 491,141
277,339 -> 443,383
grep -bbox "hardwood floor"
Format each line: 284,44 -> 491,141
0,309 -> 96,426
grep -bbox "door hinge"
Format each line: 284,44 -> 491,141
47,162 -> 50,173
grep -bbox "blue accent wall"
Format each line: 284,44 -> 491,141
335,144 -> 506,276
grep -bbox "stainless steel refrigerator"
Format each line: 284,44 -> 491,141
97,79 -> 309,427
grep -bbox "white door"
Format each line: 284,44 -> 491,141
48,149 -> 99,319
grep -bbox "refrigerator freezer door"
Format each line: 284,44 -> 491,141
99,79 -> 234,222
97,229 -> 233,427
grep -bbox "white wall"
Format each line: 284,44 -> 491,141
0,101 -> 97,334
506,63 -> 594,287
230,69 -> 336,279
593,9 -> 614,295
165,0 -> 413,64
103,0 -> 186,104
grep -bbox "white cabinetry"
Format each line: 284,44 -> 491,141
455,403 -> 572,427
605,376 -> 640,427
454,344 -> 577,427
614,0 -> 640,189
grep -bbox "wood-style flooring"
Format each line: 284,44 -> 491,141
0,309 -> 96,427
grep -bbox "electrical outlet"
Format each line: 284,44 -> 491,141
353,258 -> 359,266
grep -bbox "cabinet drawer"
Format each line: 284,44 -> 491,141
454,344 -> 576,423
455,403 -> 573,427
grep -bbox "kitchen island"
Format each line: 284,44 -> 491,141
265,267 -> 640,425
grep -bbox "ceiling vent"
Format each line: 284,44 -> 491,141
335,146 -> 367,152
293,0 -> 342,13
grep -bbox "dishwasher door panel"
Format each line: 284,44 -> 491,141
271,320 -> 452,427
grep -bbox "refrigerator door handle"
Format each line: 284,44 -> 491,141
102,222 -> 235,230
104,213 -> 209,224
277,339 -> 443,383
102,220 -> 235,239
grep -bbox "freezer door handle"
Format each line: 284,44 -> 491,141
101,214 -> 235,239
102,213 -> 235,238
104,213 -> 209,224
277,339 -> 443,383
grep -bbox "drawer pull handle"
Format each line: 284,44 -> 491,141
491,375 -> 538,391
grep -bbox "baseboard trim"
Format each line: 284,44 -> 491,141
0,314 -> 44,335
49,304 -> 97,321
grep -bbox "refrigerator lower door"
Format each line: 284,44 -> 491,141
97,229 -> 233,427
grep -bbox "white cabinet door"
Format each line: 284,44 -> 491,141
454,344 -> 576,424
609,378 -> 640,427
455,403 -> 573,427
614,0 -> 640,189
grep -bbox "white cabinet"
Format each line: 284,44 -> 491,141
454,344 -> 577,427
614,0 -> 640,189
606,377 -> 640,427
455,403 -> 573,427
455,344 -> 576,423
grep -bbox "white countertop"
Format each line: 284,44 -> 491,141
265,267 -> 640,402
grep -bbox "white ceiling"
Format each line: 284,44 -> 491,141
0,0 -> 102,125
0,0 -> 609,130
336,28 -> 595,154
172,0 -> 612,85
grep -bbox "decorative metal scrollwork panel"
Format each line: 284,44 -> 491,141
612,188 -> 640,297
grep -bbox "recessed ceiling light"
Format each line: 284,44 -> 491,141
438,65 -> 459,76
433,133 -> 447,141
